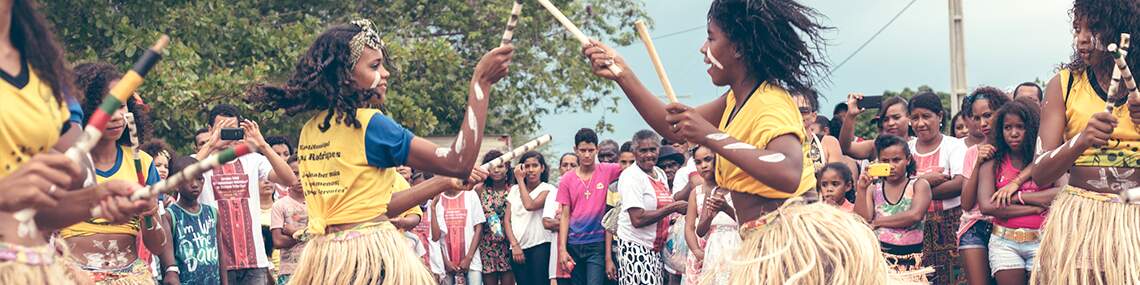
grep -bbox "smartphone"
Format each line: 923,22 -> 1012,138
220,128 -> 244,141
868,163 -> 892,177
857,95 -> 884,110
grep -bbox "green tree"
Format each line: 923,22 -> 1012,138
42,0 -> 647,154
849,86 -> 954,139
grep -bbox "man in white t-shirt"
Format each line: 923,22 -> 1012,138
195,104 -> 299,284
615,131 -> 687,285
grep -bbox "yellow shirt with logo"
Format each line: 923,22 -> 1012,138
0,67 -> 68,177
297,108 -> 415,235
1060,68 -> 1140,168
715,82 -> 815,198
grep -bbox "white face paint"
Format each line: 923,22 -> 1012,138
369,70 -> 382,89
467,107 -> 477,131
758,153 -> 786,163
706,133 -> 730,141
435,147 -> 450,158
724,142 -> 756,150
706,47 -> 725,70
473,82 -> 485,101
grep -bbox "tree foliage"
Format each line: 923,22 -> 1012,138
42,0 -> 647,154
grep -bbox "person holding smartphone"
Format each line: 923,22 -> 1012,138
195,104 -> 299,285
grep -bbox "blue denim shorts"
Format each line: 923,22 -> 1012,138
988,232 -> 1040,274
958,221 -> 992,250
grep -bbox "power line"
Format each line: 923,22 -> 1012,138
828,0 -> 919,76
652,25 -> 704,40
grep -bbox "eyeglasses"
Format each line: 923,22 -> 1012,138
798,107 -> 813,114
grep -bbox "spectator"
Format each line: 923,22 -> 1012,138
270,156 -> 308,284
1011,82 -> 1042,106
656,146 -> 685,189
435,180 -> 487,285
854,135 -> 931,273
503,151 -> 556,285
557,128 -> 623,285
166,156 -> 225,284
615,130 -> 687,285
598,139 -> 620,164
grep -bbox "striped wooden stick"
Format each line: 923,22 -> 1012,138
501,1 -> 523,46
91,143 -> 255,218
13,35 -> 169,237
1107,33 -> 1133,112
536,0 -> 623,76
481,134 -> 552,169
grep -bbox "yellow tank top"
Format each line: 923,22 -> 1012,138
298,109 -> 408,234
0,66 -> 68,177
1059,68 -> 1140,168
715,82 -> 815,198
60,145 -> 154,238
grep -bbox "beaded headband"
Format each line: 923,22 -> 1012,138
349,19 -> 385,66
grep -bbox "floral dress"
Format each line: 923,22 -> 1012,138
479,185 -> 512,273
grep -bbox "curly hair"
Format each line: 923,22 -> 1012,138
481,149 -> 515,187
139,139 -> 175,161
12,0 -> 73,102
961,86 -> 1010,117
873,134 -> 916,176
1064,0 -> 1140,76
707,0 -> 830,97
74,62 -> 152,146
246,22 -> 394,132
991,98 -> 1040,168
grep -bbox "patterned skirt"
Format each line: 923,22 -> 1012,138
617,240 -> 663,285
921,207 -> 962,285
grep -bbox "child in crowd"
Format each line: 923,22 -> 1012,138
435,184 -> 486,284
818,162 -> 856,212
166,156 -> 225,284
270,156 -> 307,284
683,146 -> 738,284
854,135 -> 932,273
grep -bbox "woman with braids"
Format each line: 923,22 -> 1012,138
1030,1 -> 1140,283
0,1 -> 153,283
582,0 -> 913,283
246,19 -> 511,284
60,62 -> 172,285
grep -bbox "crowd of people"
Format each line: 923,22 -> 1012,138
2,0 -> 1139,284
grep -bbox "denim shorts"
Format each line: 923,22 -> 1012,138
958,221 -> 992,250
988,233 -> 1040,274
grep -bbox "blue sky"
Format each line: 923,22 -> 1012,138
537,0 -> 1074,151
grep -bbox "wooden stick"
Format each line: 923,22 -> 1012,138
91,143 -> 255,218
634,20 -> 678,104
501,1 -> 523,46
13,35 -> 169,238
481,134 -> 552,169
535,0 -> 623,76
1107,33 -> 1133,112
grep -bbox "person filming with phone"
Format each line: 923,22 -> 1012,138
195,104 -> 300,284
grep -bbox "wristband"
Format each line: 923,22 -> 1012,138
165,265 -> 180,274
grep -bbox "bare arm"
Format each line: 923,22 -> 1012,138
516,183 -> 549,211
391,214 -> 421,231
872,179 -> 932,229
822,136 -> 847,166
977,161 -> 1046,218
388,176 -> 469,219
431,198 -> 443,241
959,162 -> 983,210
466,223 -> 484,261
930,176 -> 964,200
1033,75 -> 1085,186
271,228 -> 298,249
839,112 -> 876,160
627,203 -> 681,229
685,188 -> 702,246
503,204 -> 521,251
853,176 -> 875,223
558,204 -> 570,253
702,134 -> 806,194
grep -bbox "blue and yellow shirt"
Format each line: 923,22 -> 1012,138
60,145 -> 160,238
297,108 -> 413,234
0,64 -> 68,177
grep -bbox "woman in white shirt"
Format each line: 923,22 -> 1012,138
503,151 -> 556,285
616,130 -> 689,285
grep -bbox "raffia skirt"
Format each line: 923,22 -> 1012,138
1030,186 -> 1140,285
0,240 -> 88,285
288,221 -> 435,285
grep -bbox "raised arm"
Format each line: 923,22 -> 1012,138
406,46 -> 513,178
839,94 -> 876,160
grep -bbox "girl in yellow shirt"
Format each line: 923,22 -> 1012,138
247,19 -> 509,284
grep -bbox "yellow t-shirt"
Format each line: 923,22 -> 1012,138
1060,68 -> 1140,168
395,175 -> 424,218
298,108 -> 414,234
60,145 -> 157,238
0,67 -> 68,177
715,82 -> 815,198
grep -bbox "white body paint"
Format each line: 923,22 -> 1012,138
435,147 -> 450,158
467,107 -> 477,131
706,48 -> 725,70
706,133 -> 730,141
473,82 -> 485,101
758,153 -> 786,163
454,131 -> 465,154
724,142 -> 756,150
83,240 -> 132,269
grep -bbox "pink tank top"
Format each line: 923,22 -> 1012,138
994,157 -> 1045,229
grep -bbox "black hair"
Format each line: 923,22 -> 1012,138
75,62 -> 150,147
195,128 -> 210,136
169,156 -> 198,176
247,22 -> 394,132
12,0 -> 73,102
950,112 -> 967,137
560,152 -> 578,164
790,90 -> 820,112
208,104 -> 241,126
619,141 -> 633,154
961,86 -> 1010,117
908,91 -> 946,132
517,151 -> 550,183
139,139 -> 175,160
574,128 -> 599,148
873,134 -> 915,176
287,155 -> 299,164
482,149 -> 515,187
265,136 -> 293,152
1013,82 -> 1043,101
1064,0 -> 1140,78
814,116 -> 829,129
707,0 -> 829,97
991,98 -> 1040,169
833,102 -> 848,114
828,117 -> 843,138
818,162 -> 854,188
876,96 -> 909,129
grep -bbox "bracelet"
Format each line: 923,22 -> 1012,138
165,265 -> 180,274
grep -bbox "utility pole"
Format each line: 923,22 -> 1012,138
948,0 -> 967,115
